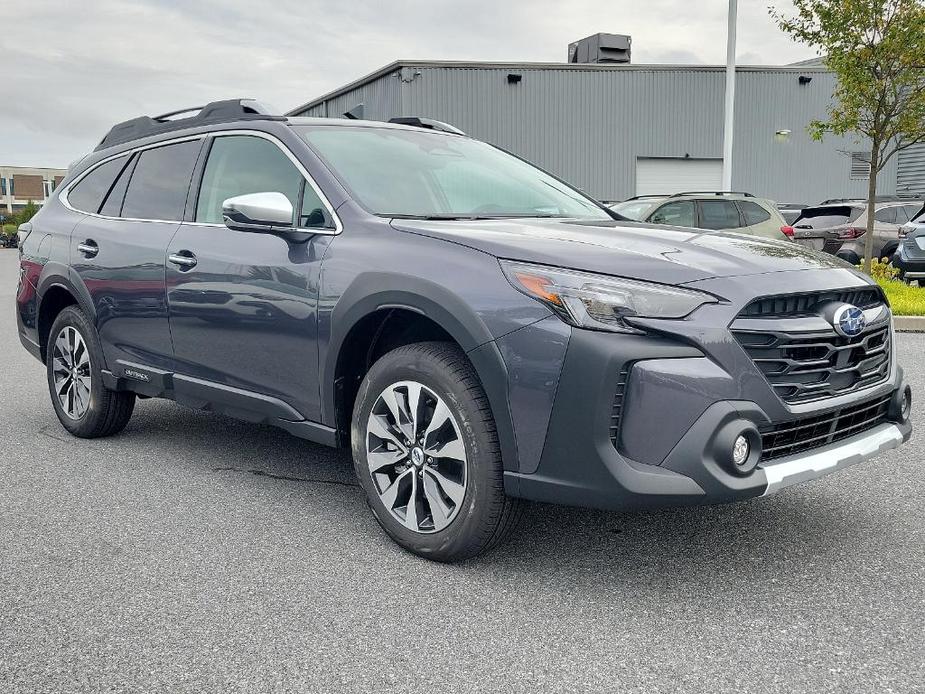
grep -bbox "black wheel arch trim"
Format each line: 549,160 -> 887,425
323,273 -> 521,471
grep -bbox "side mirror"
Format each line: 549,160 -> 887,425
222,192 -> 294,233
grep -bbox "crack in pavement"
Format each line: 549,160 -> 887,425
213,466 -> 360,488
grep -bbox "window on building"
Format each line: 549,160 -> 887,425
67,155 -> 131,214
699,200 -> 742,229
0,178 -> 6,196
121,140 -> 201,221
737,200 -> 771,226
649,200 -> 696,227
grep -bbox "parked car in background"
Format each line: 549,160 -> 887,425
777,202 -> 808,225
893,204 -> 925,284
791,201 -> 922,263
609,192 -> 792,241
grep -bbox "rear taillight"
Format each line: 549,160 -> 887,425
780,226 -> 794,237
837,227 -> 866,239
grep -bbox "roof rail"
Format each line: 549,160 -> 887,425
621,194 -> 670,201
95,99 -> 285,151
668,191 -> 756,198
387,117 -> 466,136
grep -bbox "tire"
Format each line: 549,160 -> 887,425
351,341 -> 523,562
46,306 -> 135,438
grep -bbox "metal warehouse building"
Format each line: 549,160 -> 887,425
289,36 -> 925,205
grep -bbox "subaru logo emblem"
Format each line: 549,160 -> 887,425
832,304 -> 866,337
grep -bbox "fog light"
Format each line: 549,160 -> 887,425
901,389 -> 912,421
733,435 -> 750,467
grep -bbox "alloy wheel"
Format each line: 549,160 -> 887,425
365,380 -> 468,534
51,326 -> 92,420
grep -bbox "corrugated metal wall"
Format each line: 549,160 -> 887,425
298,70 -> 402,120
295,65 -> 905,204
898,143 -> 925,198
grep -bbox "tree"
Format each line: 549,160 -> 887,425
18,200 -> 39,224
772,0 -> 925,274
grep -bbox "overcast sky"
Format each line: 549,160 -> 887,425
4,0 -> 814,168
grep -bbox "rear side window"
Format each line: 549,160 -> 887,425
67,155 -> 130,214
793,206 -> 863,228
874,206 -> 897,224
738,200 -> 772,226
699,200 -> 741,230
196,135 -> 307,225
99,155 -> 137,217
649,200 -> 695,227
121,140 -> 201,221
904,204 -> 923,222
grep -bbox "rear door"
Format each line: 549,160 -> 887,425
165,132 -> 337,421
735,200 -> 788,240
67,137 -> 202,372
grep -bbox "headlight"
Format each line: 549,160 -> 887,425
500,260 -> 719,333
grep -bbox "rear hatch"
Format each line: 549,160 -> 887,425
792,205 -> 864,254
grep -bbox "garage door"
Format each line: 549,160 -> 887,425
635,158 -> 723,196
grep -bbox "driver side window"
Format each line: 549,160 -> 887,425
196,135 -> 331,228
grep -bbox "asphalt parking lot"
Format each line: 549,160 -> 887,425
1,249 -> 923,693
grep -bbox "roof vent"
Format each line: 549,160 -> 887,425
568,33 -> 631,64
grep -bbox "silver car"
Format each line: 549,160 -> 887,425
792,201 -> 923,263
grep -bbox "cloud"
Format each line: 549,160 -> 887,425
3,0 -> 812,167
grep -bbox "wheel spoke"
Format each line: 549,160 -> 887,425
422,399 -> 452,450
367,448 -> 407,475
404,382 -> 423,441
422,470 -> 452,529
381,386 -> 414,443
380,469 -> 411,511
427,436 -> 466,463
55,374 -> 71,396
403,472 -> 420,531
55,332 -> 72,363
367,413 -> 407,452
424,466 -> 466,506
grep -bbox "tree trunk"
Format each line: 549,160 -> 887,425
863,142 -> 880,275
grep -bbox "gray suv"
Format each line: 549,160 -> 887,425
16,100 -> 913,562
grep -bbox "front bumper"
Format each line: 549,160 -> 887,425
501,285 -> 913,511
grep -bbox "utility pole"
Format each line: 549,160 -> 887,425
722,0 -> 738,190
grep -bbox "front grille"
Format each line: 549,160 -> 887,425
760,394 -> 891,460
609,365 -> 631,449
739,288 -> 882,318
733,326 -> 890,404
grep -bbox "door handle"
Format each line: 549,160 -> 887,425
77,240 -> 99,258
168,251 -> 198,269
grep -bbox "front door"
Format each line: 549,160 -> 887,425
166,133 -> 336,421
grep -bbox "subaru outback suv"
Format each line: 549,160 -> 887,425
16,100 -> 912,562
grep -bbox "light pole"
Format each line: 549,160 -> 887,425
722,0 -> 738,191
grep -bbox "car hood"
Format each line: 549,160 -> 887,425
390,218 -> 851,285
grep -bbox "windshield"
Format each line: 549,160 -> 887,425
610,200 -> 659,220
296,125 -> 611,220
